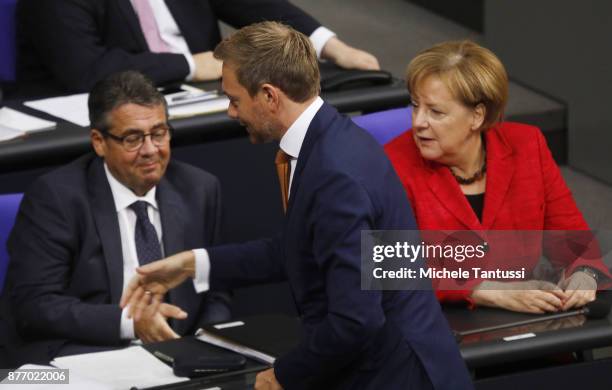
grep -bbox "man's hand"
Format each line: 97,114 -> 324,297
320,37 -> 380,71
120,251 -> 196,320
471,280 -> 569,314
134,302 -> 187,343
558,271 -> 597,311
255,368 -> 283,390
192,51 -> 223,81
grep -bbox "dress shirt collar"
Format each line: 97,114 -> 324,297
279,96 -> 324,158
104,163 -> 158,212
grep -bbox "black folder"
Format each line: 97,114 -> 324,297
142,314 -> 300,370
195,314 -> 301,364
137,314 -> 301,390
319,62 -> 393,92
142,335 -> 263,372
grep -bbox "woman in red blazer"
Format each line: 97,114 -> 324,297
385,40 -> 609,313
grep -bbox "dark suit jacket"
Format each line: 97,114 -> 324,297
206,103 -> 473,389
17,0 -> 321,93
385,122 -> 611,303
4,153 -> 227,365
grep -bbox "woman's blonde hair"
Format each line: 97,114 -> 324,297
407,40 -> 508,130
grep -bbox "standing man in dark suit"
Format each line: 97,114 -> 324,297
122,22 -> 473,389
17,0 -> 380,93
3,71 -> 229,365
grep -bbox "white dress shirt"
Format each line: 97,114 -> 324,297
279,96 -> 324,193
131,0 -> 336,80
192,97 -> 325,292
104,164 -> 164,340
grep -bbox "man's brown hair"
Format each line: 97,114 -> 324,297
214,21 -> 320,102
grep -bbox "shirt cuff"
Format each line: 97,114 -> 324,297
309,26 -> 336,59
120,307 -> 136,340
192,248 -> 211,293
183,53 -> 196,81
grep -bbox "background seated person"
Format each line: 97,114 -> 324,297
3,71 -> 229,366
385,40 -> 610,314
17,0 -> 380,93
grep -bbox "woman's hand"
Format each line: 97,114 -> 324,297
471,280 -> 569,313
558,271 -> 597,310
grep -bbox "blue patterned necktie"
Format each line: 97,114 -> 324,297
130,201 -> 162,265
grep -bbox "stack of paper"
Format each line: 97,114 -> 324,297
0,364 -> 111,390
168,96 -> 229,119
0,107 -> 57,142
0,125 -> 25,142
24,93 -> 90,127
196,328 -> 275,365
50,346 -> 188,390
23,91 -> 229,124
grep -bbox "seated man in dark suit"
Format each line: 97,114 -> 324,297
3,70 -> 229,365
17,0 -> 379,93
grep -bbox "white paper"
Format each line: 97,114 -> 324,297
24,93 -> 90,127
168,96 -> 229,119
165,88 -> 218,107
213,320 -> 245,330
0,364 -> 111,390
50,346 -> 188,390
0,124 -> 25,142
24,92 -> 228,125
503,333 -> 536,341
0,107 -> 56,133
196,328 -> 275,365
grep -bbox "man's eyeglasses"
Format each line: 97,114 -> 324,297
103,127 -> 172,152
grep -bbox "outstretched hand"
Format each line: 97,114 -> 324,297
135,302 -> 187,343
120,250 -> 196,320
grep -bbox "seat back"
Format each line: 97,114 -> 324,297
0,193 -> 23,291
0,0 -> 18,102
0,0 -> 18,83
351,106 -> 412,145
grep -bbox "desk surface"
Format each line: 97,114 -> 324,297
0,78 -> 409,173
444,302 -> 612,369
136,302 -> 612,389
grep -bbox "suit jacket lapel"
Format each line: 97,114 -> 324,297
157,177 -> 185,259
157,175 -> 192,333
115,0 -> 149,50
164,0 -> 198,51
88,157 -> 124,304
426,163 -> 482,230
482,127 -> 515,228
285,102 -> 334,216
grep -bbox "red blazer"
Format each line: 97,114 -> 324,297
385,122 -> 609,303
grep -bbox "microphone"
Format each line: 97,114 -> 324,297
583,298 -> 611,319
455,299 -> 611,341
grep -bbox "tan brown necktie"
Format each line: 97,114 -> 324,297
275,149 -> 291,213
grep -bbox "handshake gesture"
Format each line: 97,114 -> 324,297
120,251 -> 285,389
120,251 -> 196,321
